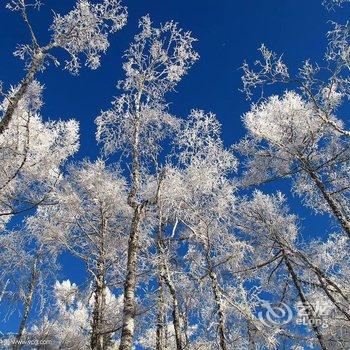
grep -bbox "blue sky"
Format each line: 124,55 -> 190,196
0,0 -> 348,339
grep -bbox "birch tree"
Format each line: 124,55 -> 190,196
156,110 -> 278,349
237,2 -> 350,345
0,0 -> 127,135
0,230 -> 58,349
236,190 -> 350,349
236,191 -> 329,349
96,15 -> 198,350
241,1 -> 349,138
301,234 -> 350,349
236,91 -> 350,237
28,280 -> 124,350
28,160 -> 130,349
0,81 -> 79,231
169,110 -> 240,349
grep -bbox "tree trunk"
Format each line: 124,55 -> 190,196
0,50 -> 44,135
90,258 -> 107,350
118,206 -> 142,350
182,303 -> 190,347
13,255 -> 39,350
289,247 -> 350,322
91,270 -> 106,350
204,236 -> 228,350
300,156 -> 350,238
162,266 -> 183,350
156,276 -> 166,350
119,91 -> 142,350
208,269 -> 228,350
156,214 -> 167,350
158,218 -> 183,350
283,253 -> 328,350
314,273 -> 350,322
247,321 -> 257,350
0,279 -> 9,303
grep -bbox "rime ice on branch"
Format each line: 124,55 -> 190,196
0,0 -> 127,135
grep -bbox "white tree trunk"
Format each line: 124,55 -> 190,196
119,209 -> 142,350
156,276 -> 166,350
162,266 -> 183,350
0,51 -> 44,135
300,156 -> 350,237
13,255 -> 39,350
208,269 -> 228,350
283,252 -> 328,350
119,92 -> 142,350
91,258 -> 107,349
0,279 -> 9,303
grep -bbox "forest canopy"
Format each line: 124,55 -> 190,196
0,0 -> 349,349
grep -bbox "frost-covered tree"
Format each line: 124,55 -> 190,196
0,230 -> 59,349
0,2 -> 128,344
241,1 -> 349,137
0,83 -> 77,345
96,15 -> 198,350
28,280 -> 124,350
28,160 -> 130,350
235,190 -> 350,349
0,0 -> 127,135
0,81 -> 79,231
237,2 -> 350,346
154,110 -> 278,350
163,110 -> 239,349
236,191 -> 331,349
301,234 -> 350,349
236,91 -> 350,237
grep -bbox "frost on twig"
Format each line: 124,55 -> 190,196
50,0 -> 128,74
6,0 -> 42,12
326,21 -> 350,70
8,0 -> 128,74
0,0 -> 127,136
241,44 -> 289,99
96,15 -> 199,156
322,0 -> 350,10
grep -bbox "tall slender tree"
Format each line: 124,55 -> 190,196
28,160 -> 130,349
236,91 -> 350,237
96,15 -> 198,350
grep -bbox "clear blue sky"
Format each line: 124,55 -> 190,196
0,0 -> 347,338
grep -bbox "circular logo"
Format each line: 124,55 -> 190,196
258,300 -> 293,327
